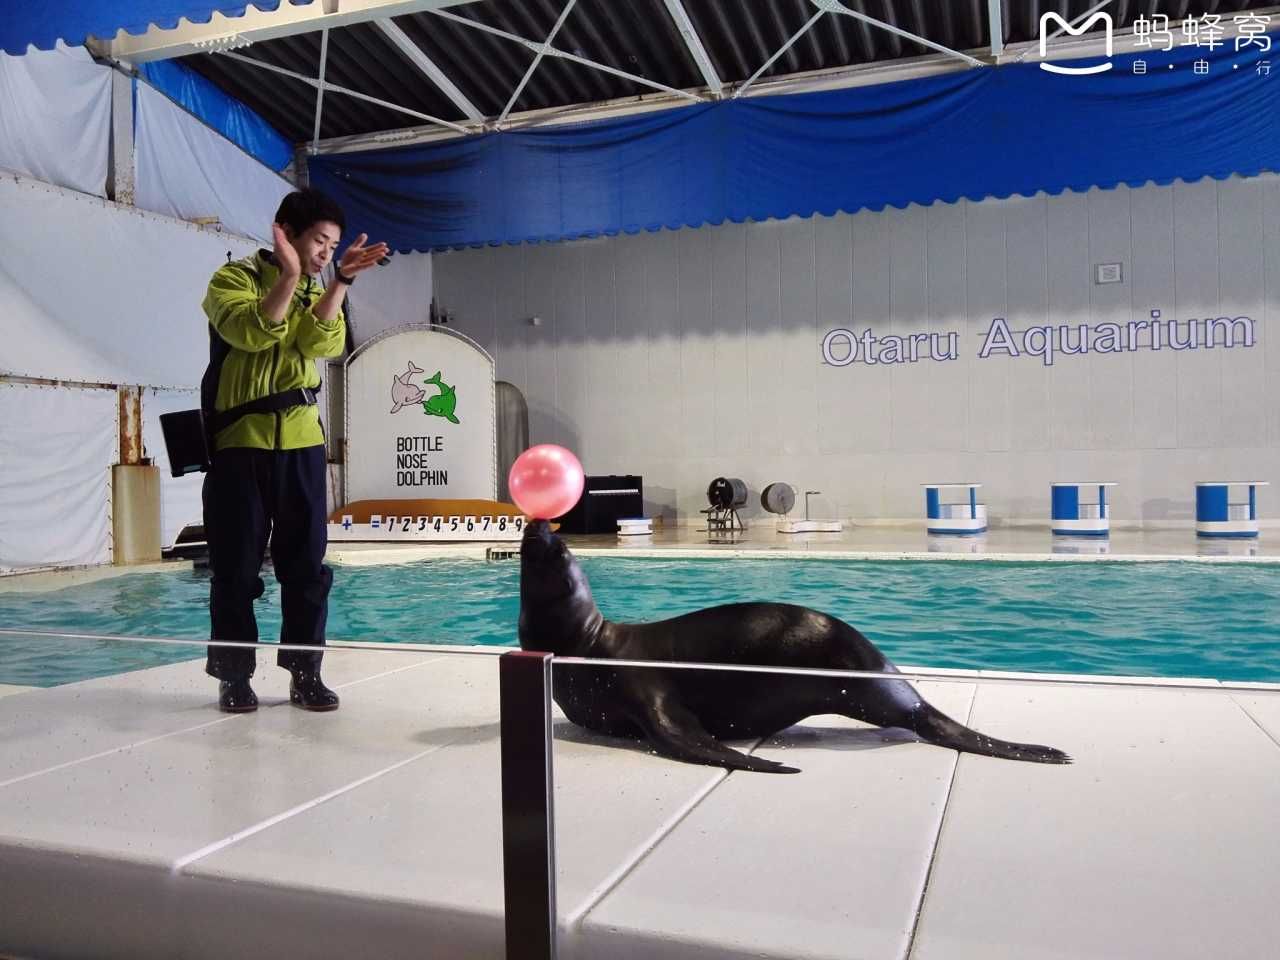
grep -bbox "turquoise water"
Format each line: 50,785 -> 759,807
1,557 -> 1278,686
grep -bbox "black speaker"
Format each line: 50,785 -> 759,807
556,475 -> 644,534
159,409 -> 211,477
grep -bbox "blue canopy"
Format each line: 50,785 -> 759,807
0,1 -> 312,55
310,36 -> 1280,253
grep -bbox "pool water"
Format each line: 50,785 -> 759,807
1,557 -> 1278,686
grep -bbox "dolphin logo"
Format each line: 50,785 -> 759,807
390,361 -> 427,414
422,371 -> 460,424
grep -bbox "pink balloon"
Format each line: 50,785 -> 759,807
508,445 -> 585,520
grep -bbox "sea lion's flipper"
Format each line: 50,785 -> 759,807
836,676 -> 1071,765
629,688 -> 800,774
914,706 -> 1072,764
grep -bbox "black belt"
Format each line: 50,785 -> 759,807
206,386 -> 319,435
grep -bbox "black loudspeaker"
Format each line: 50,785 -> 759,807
556,475 -> 644,534
159,409 -> 211,477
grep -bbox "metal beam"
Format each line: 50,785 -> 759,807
374,18 -> 483,121
432,8 -> 705,103
661,0 -> 722,96
102,0 -> 476,63
311,29 -> 330,152
500,0 -> 579,123
735,8 -> 826,97
814,0 -> 986,68
988,0 -> 1003,58
305,1 -> 1280,154
217,50 -> 471,134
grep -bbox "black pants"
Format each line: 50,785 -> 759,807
204,445 -> 331,680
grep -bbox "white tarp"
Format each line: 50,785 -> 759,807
135,82 -> 293,245
0,44 -> 111,198
347,252 -> 433,347
0,384 -> 116,571
0,173 -> 258,387
142,388 -> 205,548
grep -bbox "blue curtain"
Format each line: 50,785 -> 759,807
0,1 -> 311,55
138,60 -> 292,172
310,37 -> 1280,253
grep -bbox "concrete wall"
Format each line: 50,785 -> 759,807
433,175 -> 1280,528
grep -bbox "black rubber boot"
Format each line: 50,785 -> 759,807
218,679 -> 259,713
288,670 -> 340,711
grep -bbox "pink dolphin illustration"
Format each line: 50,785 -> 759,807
390,361 -> 427,414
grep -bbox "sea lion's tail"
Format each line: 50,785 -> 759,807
913,704 -> 1071,764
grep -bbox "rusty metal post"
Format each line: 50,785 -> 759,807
118,385 -> 144,465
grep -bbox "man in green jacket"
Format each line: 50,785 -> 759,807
202,188 -> 388,713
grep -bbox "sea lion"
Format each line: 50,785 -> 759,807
519,520 -> 1070,773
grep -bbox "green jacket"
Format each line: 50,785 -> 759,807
202,251 -> 345,451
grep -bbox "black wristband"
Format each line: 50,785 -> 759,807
335,269 -> 356,286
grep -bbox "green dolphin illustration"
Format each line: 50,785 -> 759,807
422,371 -> 460,424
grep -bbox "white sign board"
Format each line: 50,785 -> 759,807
344,325 -> 496,503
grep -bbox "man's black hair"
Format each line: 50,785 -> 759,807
274,188 -> 346,236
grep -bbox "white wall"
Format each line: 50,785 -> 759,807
433,175 -> 1280,528
346,251 -> 434,346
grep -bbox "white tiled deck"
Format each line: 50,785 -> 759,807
2,526 -> 1278,959
1,647 -> 1277,960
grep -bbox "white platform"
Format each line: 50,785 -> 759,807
1,650 -> 1278,959
777,519 -> 844,534
1051,517 -> 1110,535
1195,519 -> 1260,538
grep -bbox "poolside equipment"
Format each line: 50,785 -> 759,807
1195,481 -> 1268,538
764,482 -> 843,533
761,482 -> 796,516
923,483 -> 987,535
1051,482 -> 1116,537
556,475 -> 644,534
703,477 -> 747,535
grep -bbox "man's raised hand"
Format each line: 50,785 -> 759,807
272,222 -> 302,278
337,233 -> 391,280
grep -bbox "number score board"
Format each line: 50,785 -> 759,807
328,514 -> 526,542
